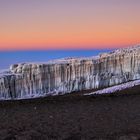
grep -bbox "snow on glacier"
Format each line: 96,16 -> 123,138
85,79 -> 140,95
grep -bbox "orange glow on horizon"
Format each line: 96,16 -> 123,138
0,0 -> 140,50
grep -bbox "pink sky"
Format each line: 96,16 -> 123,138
0,0 -> 140,50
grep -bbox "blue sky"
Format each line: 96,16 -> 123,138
0,49 -> 112,69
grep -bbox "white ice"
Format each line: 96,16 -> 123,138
85,79 -> 140,95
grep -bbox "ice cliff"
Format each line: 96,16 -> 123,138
0,45 -> 140,99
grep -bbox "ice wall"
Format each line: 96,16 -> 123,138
0,45 -> 140,99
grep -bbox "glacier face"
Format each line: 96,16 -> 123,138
0,45 -> 140,100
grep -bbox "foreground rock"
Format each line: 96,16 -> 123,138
0,86 -> 140,139
0,45 -> 140,99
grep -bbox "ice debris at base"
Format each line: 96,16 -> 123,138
85,79 -> 140,95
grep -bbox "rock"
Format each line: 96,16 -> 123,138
0,45 -> 140,100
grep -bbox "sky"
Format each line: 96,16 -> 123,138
0,49 -> 112,69
0,0 -> 140,50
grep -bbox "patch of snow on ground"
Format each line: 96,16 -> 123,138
85,79 -> 140,95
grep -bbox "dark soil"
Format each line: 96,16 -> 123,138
0,86 -> 140,140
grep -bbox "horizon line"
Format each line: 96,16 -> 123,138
0,44 -> 137,51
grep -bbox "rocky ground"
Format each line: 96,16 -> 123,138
0,86 -> 140,140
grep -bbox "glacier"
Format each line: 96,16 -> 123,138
0,45 -> 140,100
